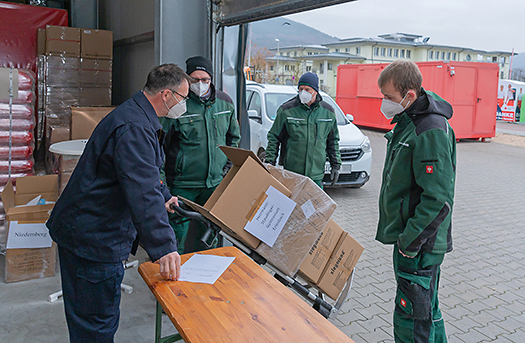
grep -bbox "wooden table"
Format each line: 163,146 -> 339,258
138,246 -> 355,343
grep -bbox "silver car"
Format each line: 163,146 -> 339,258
246,82 -> 372,188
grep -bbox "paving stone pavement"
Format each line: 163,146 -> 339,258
325,128 -> 525,343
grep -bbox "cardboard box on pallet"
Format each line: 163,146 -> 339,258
81,29 -> 113,60
317,231 -> 364,300
298,219 -> 344,284
45,26 -> 81,58
182,146 -> 291,249
1,175 -> 59,283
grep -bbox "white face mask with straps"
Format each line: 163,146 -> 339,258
380,92 -> 410,119
190,81 -> 209,97
299,90 -> 314,104
164,91 -> 187,119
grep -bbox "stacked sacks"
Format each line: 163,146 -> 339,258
0,68 -> 37,250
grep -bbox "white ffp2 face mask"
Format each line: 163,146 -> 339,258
190,81 -> 209,97
165,92 -> 187,119
299,90 -> 314,104
380,92 -> 410,119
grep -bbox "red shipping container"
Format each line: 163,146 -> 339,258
336,61 -> 499,140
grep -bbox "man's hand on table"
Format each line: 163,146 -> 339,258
155,251 -> 181,281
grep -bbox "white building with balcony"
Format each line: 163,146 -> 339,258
267,33 -> 514,97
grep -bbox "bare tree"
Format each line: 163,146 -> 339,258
246,44 -> 272,84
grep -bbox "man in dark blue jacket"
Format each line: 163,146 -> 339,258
46,64 -> 190,343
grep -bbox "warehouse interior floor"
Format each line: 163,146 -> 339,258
0,246 -> 180,343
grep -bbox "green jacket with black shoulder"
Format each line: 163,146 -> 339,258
159,84 -> 241,189
376,88 -> 456,257
265,94 -> 341,181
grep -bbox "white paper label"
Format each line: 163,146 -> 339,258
6,221 -> 53,249
243,186 -> 296,247
301,199 -> 316,220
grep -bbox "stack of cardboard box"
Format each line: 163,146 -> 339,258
1,174 -> 58,283
36,25 -> 113,172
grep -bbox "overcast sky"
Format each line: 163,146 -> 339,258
285,0 -> 524,53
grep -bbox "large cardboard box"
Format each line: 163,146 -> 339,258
181,146 -> 291,249
46,25 -> 81,41
46,40 -> 80,58
45,26 -> 81,58
258,165 -> 337,276
71,106 -> 114,139
317,231 -> 364,300
298,219 -> 344,284
81,29 -> 113,60
1,175 -> 59,283
80,59 -> 112,87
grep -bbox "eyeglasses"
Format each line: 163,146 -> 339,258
170,89 -> 190,102
192,77 -> 211,84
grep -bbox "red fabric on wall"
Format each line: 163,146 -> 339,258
0,2 -> 68,71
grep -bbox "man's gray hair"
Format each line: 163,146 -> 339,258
143,64 -> 191,94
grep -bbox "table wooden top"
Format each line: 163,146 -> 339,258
138,246 -> 354,343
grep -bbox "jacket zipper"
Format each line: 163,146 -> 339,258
399,197 -> 406,225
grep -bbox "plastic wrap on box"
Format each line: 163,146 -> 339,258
44,86 -> 80,107
5,244 -> 57,283
254,165 -> 337,277
0,146 -> 33,159
42,56 -> 81,88
0,103 -> 34,119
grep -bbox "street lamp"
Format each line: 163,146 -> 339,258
275,38 -> 280,84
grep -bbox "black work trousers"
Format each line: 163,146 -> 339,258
58,246 -> 124,343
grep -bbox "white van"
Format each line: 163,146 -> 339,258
246,82 -> 372,188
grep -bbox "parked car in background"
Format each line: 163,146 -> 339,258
246,82 -> 372,188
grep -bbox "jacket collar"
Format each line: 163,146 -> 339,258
134,91 -> 162,131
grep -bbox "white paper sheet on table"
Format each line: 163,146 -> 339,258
243,185 -> 296,247
179,254 -> 236,284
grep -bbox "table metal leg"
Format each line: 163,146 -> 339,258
155,301 -> 183,343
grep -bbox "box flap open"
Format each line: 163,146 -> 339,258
1,179 -> 15,213
219,146 -> 268,172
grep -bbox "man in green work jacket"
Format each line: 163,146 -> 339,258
160,56 -> 241,254
265,72 -> 341,188
376,60 -> 456,343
